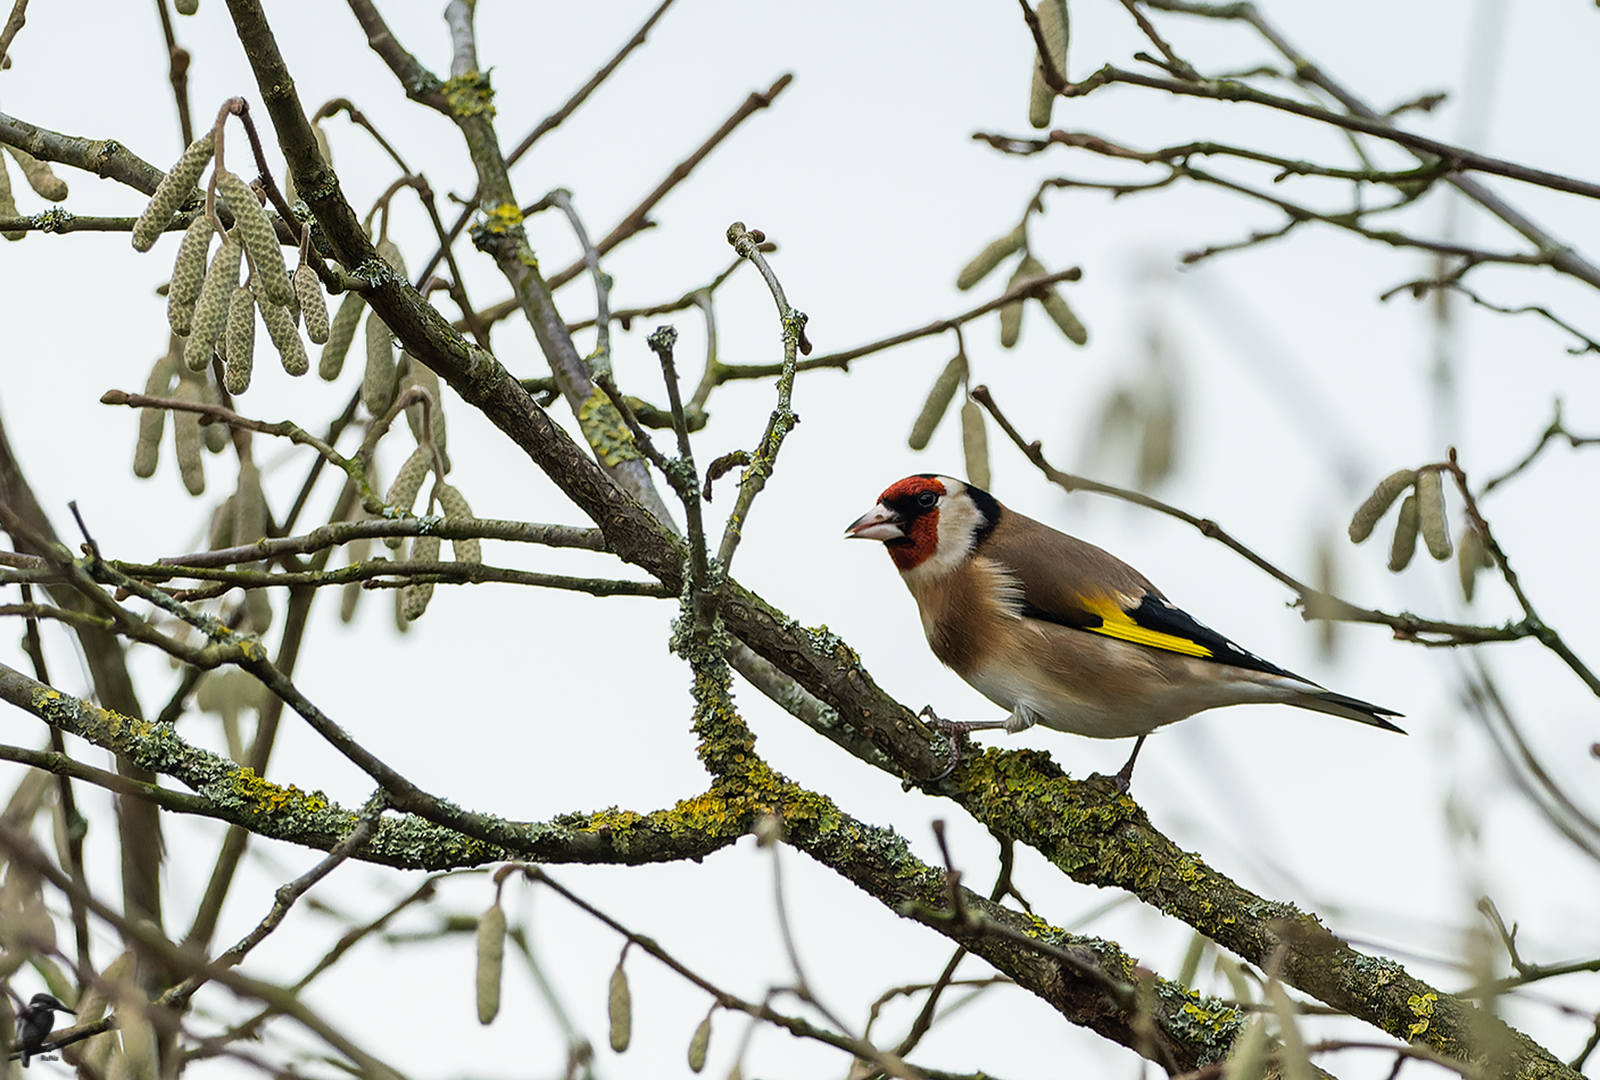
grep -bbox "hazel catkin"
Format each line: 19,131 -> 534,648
132,134 -> 214,252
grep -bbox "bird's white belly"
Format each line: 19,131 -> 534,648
962,662 -> 1167,740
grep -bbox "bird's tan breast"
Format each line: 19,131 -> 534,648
903,556 -> 1021,677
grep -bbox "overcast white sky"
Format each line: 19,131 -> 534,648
3,2 -> 1599,1077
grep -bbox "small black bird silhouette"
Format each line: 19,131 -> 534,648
16,993 -> 75,1067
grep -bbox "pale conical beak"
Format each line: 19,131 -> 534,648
844,503 -> 906,541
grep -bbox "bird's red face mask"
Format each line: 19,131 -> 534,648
844,475 -> 946,571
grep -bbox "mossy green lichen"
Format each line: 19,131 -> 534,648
442,71 -> 497,118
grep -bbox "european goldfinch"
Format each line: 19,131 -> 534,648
845,474 -> 1402,784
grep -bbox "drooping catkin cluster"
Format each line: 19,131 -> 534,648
132,134 -> 215,252
130,119 -> 328,397
184,230 -> 243,372
1348,466 -> 1476,585
131,335 -> 235,491
956,225 -> 1087,349
320,291 -> 367,379
1028,0 -> 1070,128
216,170 -> 293,306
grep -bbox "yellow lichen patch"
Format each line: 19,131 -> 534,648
231,767 -> 329,815
480,202 -> 522,234
1406,991 -> 1437,1038
442,72 -> 497,118
577,388 -> 641,467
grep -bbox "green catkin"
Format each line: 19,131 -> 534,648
608,961 -> 632,1053
1028,0 -> 1070,129
173,380 -> 206,495
208,496 -> 236,552
216,170 -> 294,306
908,353 -> 966,450
393,576 -> 411,634
1000,259 -> 1030,347
175,0 -> 198,13
116,991 -> 160,1080
134,352 -> 177,478
196,377 -> 231,452
132,133 -> 214,251
961,399 -> 991,490
5,146 -> 68,201
1457,526 -> 1495,601
399,535 -> 439,621
233,459 -> 266,549
956,224 -> 1025,291
1388,494 -> 1420,572
402,356 -> 448,453
185,231 -> 242,371
1037,281 -> 1088,344
168,215 -> 214,336
341,535 -> 371,623
1348,468 -> 1418,543
256,291 -> 310,375
376,237 -> 409,281
385,445 -> 433,545
435,483 -> 481,563
1267,982 -> 1316,1080
688,1015 -> 712,1073
1416,468 -> 1452,560
363,311 -> 398,415
1224,1016 -> 1268,1080
476,903 -> 506,1024
0,153 -> 23,241
294,264 -> 330,344
1014,254 -> 1085,345
320,291 -> 366,379
224,286 -> 256,394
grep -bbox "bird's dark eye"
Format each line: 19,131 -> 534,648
917,492 -> 938,509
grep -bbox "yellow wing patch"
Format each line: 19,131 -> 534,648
1080,596 -> 1214,658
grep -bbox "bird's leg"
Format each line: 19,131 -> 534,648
917,706 -> 1005,781
1095,734 -> 1146,794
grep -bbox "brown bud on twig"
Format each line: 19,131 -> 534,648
908,353 -> 967,450
132,133 -> 214,252
956,224 -> 1025,291
1348,468 -> 1418,543
476,902 -> 506,1024
1415,468 -> 1452,560
1388,494 -> 1420,572
320,291 -> 366,380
